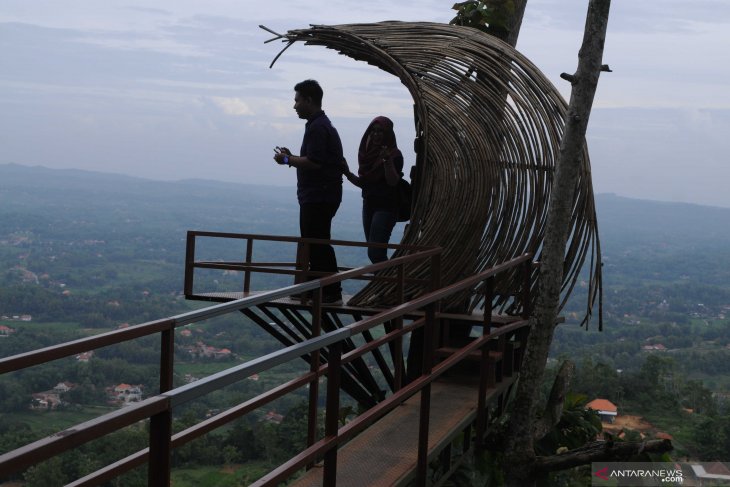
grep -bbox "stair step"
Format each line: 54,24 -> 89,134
435,347 -> 503,362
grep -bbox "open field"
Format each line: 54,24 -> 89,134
603,414 -> 653,432
8,405 -> 117,433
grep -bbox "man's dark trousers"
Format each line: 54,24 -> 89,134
299,202 -> 341,296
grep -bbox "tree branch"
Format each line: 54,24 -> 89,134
560,72 -> 577,84
534,439 -> 673,472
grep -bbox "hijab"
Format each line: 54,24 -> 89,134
357,116 -> 401,184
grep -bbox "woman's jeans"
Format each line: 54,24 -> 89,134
363,204 -> 397,264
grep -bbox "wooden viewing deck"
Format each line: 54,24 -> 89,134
188,290 -> 526,487
290,376 -> 515,487
183,242 -> 535,486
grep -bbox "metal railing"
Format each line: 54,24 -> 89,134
0,232 -> 533,486
184,230 -> 438,299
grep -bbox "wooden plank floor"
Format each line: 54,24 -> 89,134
289,377 -> 506,487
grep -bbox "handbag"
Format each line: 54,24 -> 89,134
396,178 -> 412,222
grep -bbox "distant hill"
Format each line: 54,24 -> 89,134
0,163 -> 365,241
3,162 -> 729,249
595,192 -> 730,250
1,163 -> 297,232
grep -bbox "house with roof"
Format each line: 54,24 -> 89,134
0,325 -> 15,336
30,392 -> 62,410
29,382 -> 75,410
214,348 -> 232,359
53,382 -> 75,394
110,383 -> 144,403
75,351 -> 94,362
184,341 -> 233,360
263,411 -> 284,424
586,398 -> 618,423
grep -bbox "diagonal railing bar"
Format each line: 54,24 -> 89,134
173,282 -> 320,325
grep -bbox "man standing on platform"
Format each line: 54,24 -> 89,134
273,79 -> 343,304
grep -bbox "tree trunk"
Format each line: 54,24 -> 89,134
503,0 -> 527,47
503,1 -> 612,485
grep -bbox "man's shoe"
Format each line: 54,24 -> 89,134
291,291 -> 312,302
321,292 -> 343,305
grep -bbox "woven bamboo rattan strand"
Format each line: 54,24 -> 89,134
266,21 -> 602,327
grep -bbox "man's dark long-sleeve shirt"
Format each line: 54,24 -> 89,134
297,110 -> 343,204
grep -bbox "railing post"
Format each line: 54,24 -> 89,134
148,403 -> 172,487
430,253 -> 441,294
414,250 -> 442,483
416,302 -> 436,486
482,276 -> 495,336
295,241 -> 311,284
463,424 -> 472,455
152,322 -> 174,486
516,257 -> 533,375
322,341 -> 342,487
394,264 -> 405,391
397,262 -> 405,303
243,238 -> 253,294
160,325 -> 174,393
430,251 -> 442,348
416,387 -> 432,485
521,256 -> 532,319
476,276 -> 495,450
307,290 -> 323,452
184,232 -> 196,296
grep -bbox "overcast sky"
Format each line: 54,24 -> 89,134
1,1 -> 728,208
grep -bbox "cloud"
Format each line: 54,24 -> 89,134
526,0 -> 730,33
211,96 -> 254,116
77,34 -> 210,57
1,0 -> 729,209
122,6 -> 171,16
588,107 -> 730,208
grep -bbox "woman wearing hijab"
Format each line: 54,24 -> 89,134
343,116 -> 404,263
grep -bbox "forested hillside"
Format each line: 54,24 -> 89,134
1,163 -> 729,485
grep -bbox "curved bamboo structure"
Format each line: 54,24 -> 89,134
266,21 -> 601,325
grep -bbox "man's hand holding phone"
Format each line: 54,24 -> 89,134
273,146 -> 292,165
